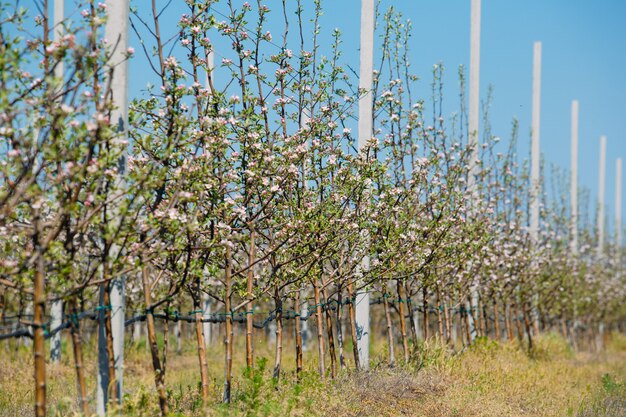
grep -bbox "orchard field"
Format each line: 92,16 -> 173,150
0,0 -> 625,416
2,333 -> 626,416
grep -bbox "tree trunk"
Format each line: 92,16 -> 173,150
443,293 -> 452,345
405,282 -> 418,347
436,288 -> 444,341
272,290 -> 283,380
336,288 -> 347,370
560,316 -> 567,339
397,281 -> 409,363
481,296 -> 489,337
504,302 -> 514,341
102,282 -> 117,403
142,266 -> 168,416
194,296 -> 210,399
69,299 -> 89,416
246,231 -> 256,369
347,282 -> 360,370
33,238 -> 46,417
477,295 -> 485,337
514,302 -> 524,343
383,284 -> 395,368
294,291 -> 303,378
493,296 -> 500,341
313,281 -> 325,377
422,287 -> 429,340
320,275 -> 336,378
223,246 -> 234,403
523,302 -> 533,351
463,298 -> 471,346
467,294 -> 478,339
568,316 -> 578,351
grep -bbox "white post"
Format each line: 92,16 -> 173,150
110,278 -> 125,400
468,0 -> 481,151
467,0 -> 482,342
598,136 -> 607,256
570,100 -> 579,254
530,41 -> 542,242
616,158 -> 622,246
596,137 -> 607,351
53,0 -> 64,80
50,301 -> 63,363
569,100 -> 580,345
96,283 -> 108,416
595,136 -> 606,351
202,294 -> 212,346
301,299 -> 310,351
132,319 -> 142,343
356,0 -> 374,370
50,0 -> 64,365
268,320 -> 277,345
530,41 -> 542,335
102,0 -> 129,410
414,293 -> 422,341
175,320 -> 183,354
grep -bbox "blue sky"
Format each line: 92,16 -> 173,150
305,0 -> 626,232
130,0 -> 625,233
26,0 -> 626,233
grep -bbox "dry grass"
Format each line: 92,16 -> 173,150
1,332 -> 625,416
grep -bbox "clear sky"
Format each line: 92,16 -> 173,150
124,1 -> 625,234
304,0 -> 626,233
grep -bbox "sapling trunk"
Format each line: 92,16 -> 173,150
272,289 -> 283,380
382,284 -> 395,368
560,317 -> 567,339
480,299 -> 489,337
463,296 -> 471,346
223,246 -> 234,403
405,282 -> 418,348
568,317 -> 578,351
313,281 -> 325,377
397,281 -> 409,363
347,281 -> 360,370
336,288 -> 347,370
467,294 -> 478,339
514,303 -> 524,342
294,291 -> 303,377
422,287 -> 429,340
320,275 -> 337,378
493,296 -> 500,341
33,235 -> 46,417
102,281 -> 117,403
194,304 -> 210,399
69,299 -> 89,416
451,309 -> 459,346
481,296 -> 489,337
246,230 -> 256,369
523,302 -> 533,351
474,295 -> 487,337
504,302 -> 514,341
443,293 -> 452,345
142,266 -> 168,416
436,288 -> 444,341
162,305 -> 170,380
